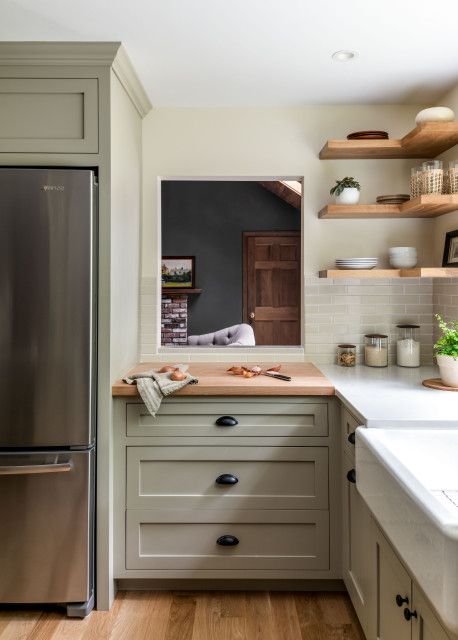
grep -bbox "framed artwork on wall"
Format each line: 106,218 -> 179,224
161,256 -> 196,288
442,230 -> 458,267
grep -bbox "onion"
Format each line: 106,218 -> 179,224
171,370 -> 187,381
158,365 -> 176,373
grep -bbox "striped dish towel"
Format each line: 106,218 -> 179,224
123,365 -> 198,416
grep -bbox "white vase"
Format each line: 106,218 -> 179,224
436,354 -> 458,387
335,187 -> 360,205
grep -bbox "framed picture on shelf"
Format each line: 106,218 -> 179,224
161,256 -> 195,288
442,230 -> 458,267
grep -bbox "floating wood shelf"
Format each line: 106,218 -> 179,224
319,268 -> 457,279
319,122 -> 458,160
318,194 -> 458,219
161,288 -> 203,295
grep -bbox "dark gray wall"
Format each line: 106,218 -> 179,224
161,181 -> 300,336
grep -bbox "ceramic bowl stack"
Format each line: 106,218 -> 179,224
389,247 -> 417,268
335,258 -> 378,270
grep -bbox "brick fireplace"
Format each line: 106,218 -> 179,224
161,295 -> 188,346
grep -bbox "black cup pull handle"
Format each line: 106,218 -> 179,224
215,416 -> 238,427
396,594 -> 409,607
215,473 -> 239,485
217,535 -> 239,546
348,431 -> 356,445
404,608 -> 417,622
347,469 -> 356,484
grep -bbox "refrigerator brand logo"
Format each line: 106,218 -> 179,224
41,185 -> 65,192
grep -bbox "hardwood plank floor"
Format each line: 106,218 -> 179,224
0,591 -> 365,640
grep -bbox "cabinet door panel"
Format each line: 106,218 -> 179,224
376,529 -> 412,640
412,585 -> 451,640
0,78 -> 98,153
342,452 -> 375,639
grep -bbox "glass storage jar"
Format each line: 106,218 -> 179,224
421,160 -> 443,194
364,334 -> 388,368
396,324 -> 420,367
410,166 -> 423,198
449,160 -> 458,194
337,344 -> 356,367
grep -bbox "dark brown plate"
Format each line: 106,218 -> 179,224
376,194 -> 410,203
347,130 -> 389,140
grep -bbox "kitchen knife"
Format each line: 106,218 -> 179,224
262,371 -> 292,382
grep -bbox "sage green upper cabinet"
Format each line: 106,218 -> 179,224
0,78 -> 98,153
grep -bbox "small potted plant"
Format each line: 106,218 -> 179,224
330,176 -> 361,205
434,314 -> 458,387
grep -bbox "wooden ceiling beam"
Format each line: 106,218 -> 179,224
258,180 -> 301,210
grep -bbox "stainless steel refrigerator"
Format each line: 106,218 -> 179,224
0,168 -> 96,617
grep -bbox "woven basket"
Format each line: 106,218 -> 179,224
421,168 -> 443,194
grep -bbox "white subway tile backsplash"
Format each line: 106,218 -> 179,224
139,275 -> 446,365
304,277 -> 434,365
432,278 -> 458,344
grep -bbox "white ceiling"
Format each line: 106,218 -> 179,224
1,0 -> 458,107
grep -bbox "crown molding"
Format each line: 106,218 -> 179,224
0,41 -> 153,117
112,46 -> 152,118
0,41 -> 121,65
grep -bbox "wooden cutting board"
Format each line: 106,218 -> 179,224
422,378 -> 458,391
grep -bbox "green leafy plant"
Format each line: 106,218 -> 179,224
434,314 -> 458,357
330,176 -> 361,197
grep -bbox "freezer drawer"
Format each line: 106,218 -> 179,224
0,449 -> 94,604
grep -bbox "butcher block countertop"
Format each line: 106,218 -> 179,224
112,362 -> 335,397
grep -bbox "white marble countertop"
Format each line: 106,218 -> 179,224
319,365 -> 458,428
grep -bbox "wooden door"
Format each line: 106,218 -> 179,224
243,232 -> 300,345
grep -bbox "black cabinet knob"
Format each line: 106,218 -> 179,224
347,468 -> 356,484
215,416 -> 238,427
215,473 -> 238,485
396,594 -> 409,607
348,431 -> 356,445
216,535 -> 239,546
403,608 -> 417,621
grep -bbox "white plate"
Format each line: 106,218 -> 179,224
336,262 -> 378,266
336,258 -> 377,261
337,264 -> 377,270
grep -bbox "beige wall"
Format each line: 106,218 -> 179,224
433,84 -> 458,265
140,103 -> 444,358
142,104 -> 436,279
110,70 -> 142,378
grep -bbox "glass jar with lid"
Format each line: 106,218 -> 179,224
337,344 -> 356,367
396,324 -> 420,368
364,334 -> 388,367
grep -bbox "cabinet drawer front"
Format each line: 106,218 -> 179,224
0,78 -> 98,153
126,401 -> 328,437
126,509 -> 329,570
127,446 -> 328,510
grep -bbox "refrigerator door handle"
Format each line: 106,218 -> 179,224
0,461 -> 73,476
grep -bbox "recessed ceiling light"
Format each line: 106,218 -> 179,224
332,50 -> 358,62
